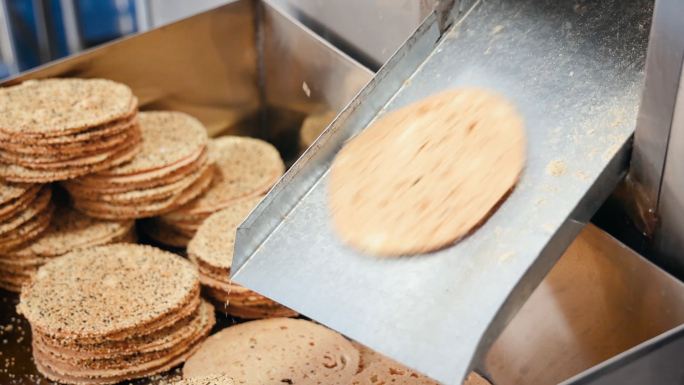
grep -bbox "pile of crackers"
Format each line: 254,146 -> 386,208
187,197 -> 297,319
181,317 -> 492,385
146,136 -> 285,247
0,183 -> 54,267
0,77 -> 499,385
183,318 -> 360,384
174,374 -> 234,385
62,111 -> 213,220
18,244 -> 215,384
0,204 -> 134,291
0,79 -> 141,183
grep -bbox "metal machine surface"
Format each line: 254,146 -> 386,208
232,0 -> 654,383
1,0 -> 684,384
485,224 -> 684,385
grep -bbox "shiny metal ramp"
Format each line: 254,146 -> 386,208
232,0 -> 652,383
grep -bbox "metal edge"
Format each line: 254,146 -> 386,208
622,0 -> 684,236
560,322 -> 684,385
652,62 -> 684,280
232,11 -> 443,277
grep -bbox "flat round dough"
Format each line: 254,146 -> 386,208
329,89 -> 525,256
18,244 -> 199,338
183,318 -> 359,384
0,78 -> 134,136
187,197 -> 263,271
174,375 -> 234,385
169,136 -> 283,216
0,180 -> 34,205
99,111 -> 208,176
8,204 -> 133,257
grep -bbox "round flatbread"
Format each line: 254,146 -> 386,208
0,112 -> 138,146
73,164 -> 214,220
351,341 -> 439,384
69,161 -> 213,204
98,111 -> 208,176
7,204 -> 133,257
18,243 -> 200,338
0,184 -> 40,220
183,318 -> 359,384
328,89 -> 526,256
0,138 -> 141,183
32,300 -> 214,376
0,180 -> 34,205
0,203 -> 54,252
0,186 -> 52,235
169,136 -> 283,217
174,374 -> 234,385
0,78 -> 134,136
351,360 -> 439,385
464,373 -> 492,385
4,131 -> 141,169
187,197 -> 262,271
0,120 -> 135,154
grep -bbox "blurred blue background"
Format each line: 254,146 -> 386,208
0,0 -> 231,79
1,0 -> 138,76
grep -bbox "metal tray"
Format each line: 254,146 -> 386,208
485,223 -> 684,385
232,0 -> 653,383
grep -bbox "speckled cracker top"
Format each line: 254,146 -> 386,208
176,137 -> 283,214
101,111 -> 208,176
182,318 -> 359,384
0,185 -> 51,234
350,360 -> 440,385
187,197 -> 262,270
12,204 -> 134,256
18,243 -> 199,338
0,78 -> 134,136
174,375 -> 234,385
0,180 -> 34,205
350,341 -> 441,384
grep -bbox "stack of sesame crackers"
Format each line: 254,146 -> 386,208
62,111 -> 213,219
145,136 -> 284,247
0,204 -> 134,292
0,79 -> 141,183
0,182 -> 54,262
18,244 -> 215,384
187,197 -> 297,319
